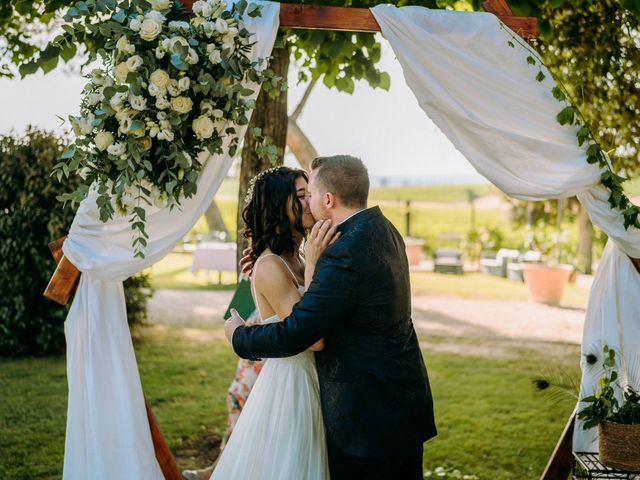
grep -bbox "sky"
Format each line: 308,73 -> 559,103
0,35 -> 485,183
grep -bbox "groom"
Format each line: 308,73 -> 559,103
225,155 -> 436,479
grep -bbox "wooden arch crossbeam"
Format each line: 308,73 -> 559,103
41,2 -> 542,480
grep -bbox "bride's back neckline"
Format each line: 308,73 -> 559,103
251,253 -> 304,323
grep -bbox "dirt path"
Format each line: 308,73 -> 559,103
148,289 -> 585,346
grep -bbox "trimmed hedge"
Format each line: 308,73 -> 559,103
0,129 -> 153,357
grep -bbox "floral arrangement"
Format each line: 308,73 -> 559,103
54,0 -> 280,257
578,345 -> 640,429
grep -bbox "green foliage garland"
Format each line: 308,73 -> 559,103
503,24 -> 640,230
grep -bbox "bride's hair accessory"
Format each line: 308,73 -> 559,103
244,166 -> 285,204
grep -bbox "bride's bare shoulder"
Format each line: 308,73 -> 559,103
253,254 -> 292,287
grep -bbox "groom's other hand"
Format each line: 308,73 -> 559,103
225,308 -> 246,344
239,247 -> 254,277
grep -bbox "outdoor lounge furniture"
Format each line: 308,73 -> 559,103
480,248 -> 520,277
433,248 -> 464,275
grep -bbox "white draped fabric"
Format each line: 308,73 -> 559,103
371,5 -> 640,452
60,3 -> 280,478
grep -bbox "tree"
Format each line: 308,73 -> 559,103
512,0 -> 640,272
4,0 -> 638,273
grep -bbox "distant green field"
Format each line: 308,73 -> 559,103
370,183 -> 498,203
217,178 -> 497,203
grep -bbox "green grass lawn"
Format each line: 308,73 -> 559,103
1,324 -> 579,480
411,271 -> 589,308
148,252 -> 238,291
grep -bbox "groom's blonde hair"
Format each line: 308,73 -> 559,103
311,155 -> 369,208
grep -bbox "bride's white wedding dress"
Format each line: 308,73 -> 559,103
210,254 -> 329,480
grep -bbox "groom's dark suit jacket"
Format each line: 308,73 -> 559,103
232,206 -> 437,457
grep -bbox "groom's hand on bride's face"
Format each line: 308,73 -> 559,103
225,308 -> 246,344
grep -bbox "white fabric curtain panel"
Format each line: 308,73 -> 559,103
60,3 -> 280,478
371,5 -> 640,452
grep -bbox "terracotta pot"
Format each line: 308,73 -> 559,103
521,263 -> 573,305
599,421 -> 640,471
404,237 -> 425,266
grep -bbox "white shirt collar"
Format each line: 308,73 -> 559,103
337,206 -> 372,226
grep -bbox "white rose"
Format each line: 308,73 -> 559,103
192,115 -> 214,139
129,94 -> 147,111
110,91 -> 127,109
169,20 -> 190,32
87,92 -> 103,106
129,17 -> 142,32
125,55 -> 143,72
191,0 -> 206,15
79,113 -> 95,135
202,21 -> 215,37
116,35 -> 130,52
155,46 -> 165,59
148,83 -> 162,97
149,69 -> 171,89
211,108 -> 223,118
146,10 -> 166,23
157,111 -> 168,120
139,14 -> 164,41
156,96 -> 170,110
149,0 -> 172,10
114,62 -> 130,83
208,48 -> 221,64
178,77 -> 190,91
94,131 -> 114,151
186,48 -> 199,65
167,79 -> 181,97
171,96 -> 193,114
215,18 -> 228,34
107,142 -> 125,156
201,3 -> 214,17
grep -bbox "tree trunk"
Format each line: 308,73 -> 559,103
287,117 -> 318,171
236,43 -> 290,271
203,199 -> 229,240
577,203 -> 593,274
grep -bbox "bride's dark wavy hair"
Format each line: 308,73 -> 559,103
242,166 -> 309,262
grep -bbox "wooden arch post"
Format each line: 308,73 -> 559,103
44,2 -> 537,479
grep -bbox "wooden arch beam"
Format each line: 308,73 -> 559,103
179,0 -> 538,38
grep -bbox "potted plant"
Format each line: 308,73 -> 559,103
520,220 -> 574,305
578,346 -> 640,471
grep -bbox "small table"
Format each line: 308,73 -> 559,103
190,242 -> 237,283
573,452 -> 640,479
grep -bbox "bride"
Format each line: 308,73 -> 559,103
211,166 -> 339,480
